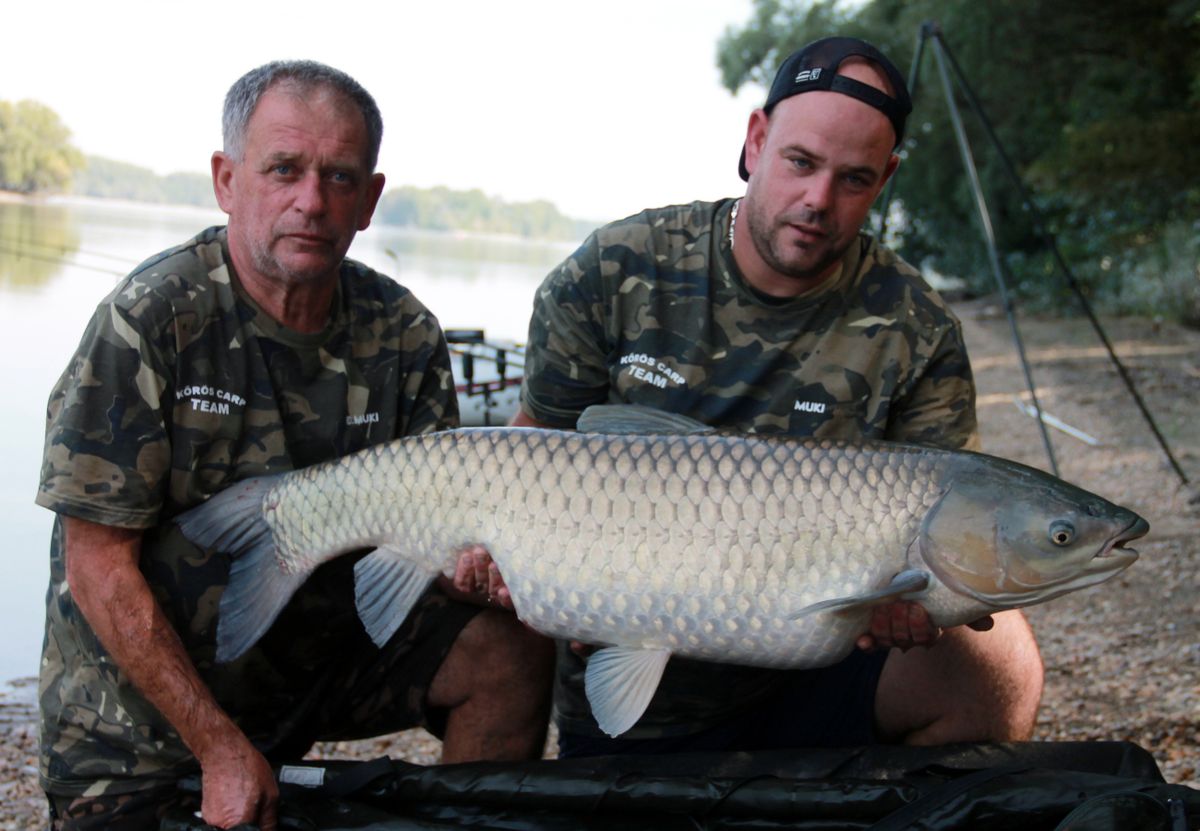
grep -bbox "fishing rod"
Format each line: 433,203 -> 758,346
0,242 -> 128,277
0,234 -> 141,265
446,329 -> 526,427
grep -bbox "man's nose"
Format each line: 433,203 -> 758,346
802,172 -> 835,212
293,172 -> 327,216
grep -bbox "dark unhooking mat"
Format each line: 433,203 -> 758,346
162,741 -> 1200,830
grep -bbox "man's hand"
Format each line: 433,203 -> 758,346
450,546 -> 598,654
451,544 -> 514,610
63,516 -> 278,830
856,602 -> 994,652
197,731 -> 278,830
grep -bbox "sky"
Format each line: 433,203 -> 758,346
5,0 -> 767,221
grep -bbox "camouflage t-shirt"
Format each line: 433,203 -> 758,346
520,199 -> 979,739
35,226 -> 459,795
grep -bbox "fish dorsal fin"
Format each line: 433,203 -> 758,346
584,646 -> 672,737
577,404 -> 714,435
354,547 -> 440,647
789,569 -> 930,619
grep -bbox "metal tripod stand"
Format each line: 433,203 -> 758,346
878,21 -> 1189,485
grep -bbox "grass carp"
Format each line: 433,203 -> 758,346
176,405 -> 1146,737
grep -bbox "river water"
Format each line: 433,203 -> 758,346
0,196 -> 572,683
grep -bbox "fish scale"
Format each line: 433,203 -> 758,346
176,404 -> 1145,737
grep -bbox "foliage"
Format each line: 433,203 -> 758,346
74,156 -> 217,207
163,172 -> 218,206
376,185 -> 593,241
0,100 -> 85,193
716,0 -> 1200,321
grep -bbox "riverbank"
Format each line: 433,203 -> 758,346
3,298 -> 1196,829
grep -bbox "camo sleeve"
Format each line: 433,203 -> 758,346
520,233 -> 614,428
36,289 -> 172,529
886,308 -> 980,452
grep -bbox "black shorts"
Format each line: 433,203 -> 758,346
256,586 -> 482,761
557,648 -> 888,758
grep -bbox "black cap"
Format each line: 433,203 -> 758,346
738,36 -> 912,181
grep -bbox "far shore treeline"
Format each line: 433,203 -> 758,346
0,101 -> 594,243
3,0 -> 1198,324
70,156 -> 597,242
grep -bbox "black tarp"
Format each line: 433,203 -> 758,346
162,741 -> 1200,830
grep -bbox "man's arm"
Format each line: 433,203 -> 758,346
63,516 -> 278,831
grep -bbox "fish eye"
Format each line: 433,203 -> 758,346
1049,520 -> 1076,546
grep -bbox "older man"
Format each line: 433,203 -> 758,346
458,37 -> 1043,757
36,61 -> 552,831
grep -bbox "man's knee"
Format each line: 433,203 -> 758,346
430,610 -> 554,709
876,610 -> 1044,744
429,611 -> 554,761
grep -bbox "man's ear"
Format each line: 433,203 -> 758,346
878,153 -> 900,191
742,109 -> 770,179
357,172 -> 386,232
211,152 -> 235,215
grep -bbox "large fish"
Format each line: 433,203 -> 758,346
176,405 -> 1146,737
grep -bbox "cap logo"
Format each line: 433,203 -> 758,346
794,68 -> 822,83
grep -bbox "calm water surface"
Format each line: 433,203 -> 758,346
0,197 -> 571,683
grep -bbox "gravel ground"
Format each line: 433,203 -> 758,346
956,298 -> 1199,790
2,298 -> 1197,829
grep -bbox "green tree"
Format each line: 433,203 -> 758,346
74,155 -> 164,201
162,172 -> 217,207
73,157 -> 216,208
0,100 -> 85,193
717,0 -> 1200,321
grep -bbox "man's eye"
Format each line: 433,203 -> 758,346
272,164 -> 293,176
791,158 -> 812,170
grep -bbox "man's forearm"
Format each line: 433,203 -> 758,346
63,517 -> 247,760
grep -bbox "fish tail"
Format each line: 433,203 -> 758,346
175,474 -> 307,663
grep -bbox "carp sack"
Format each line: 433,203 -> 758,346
176,404 -> 1147,737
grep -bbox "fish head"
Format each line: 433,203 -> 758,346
917,458 -> 1146,610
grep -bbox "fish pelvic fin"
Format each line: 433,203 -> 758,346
584,646 -> 672,737
789,569 -> 931,619
578,404 -> 714,435
354,547 -> 440,647
174,474 -> 303,663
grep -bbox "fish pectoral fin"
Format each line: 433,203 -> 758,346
789,569 -> 931,619
354,547 -> 439,647
584,646 -> 672,738
578,404 -> 714,435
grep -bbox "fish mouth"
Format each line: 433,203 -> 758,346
1087,514 -> 1148,573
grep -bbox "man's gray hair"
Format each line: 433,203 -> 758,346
222,60 -> 384,170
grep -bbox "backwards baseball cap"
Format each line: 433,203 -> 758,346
738,36 -> 912,181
